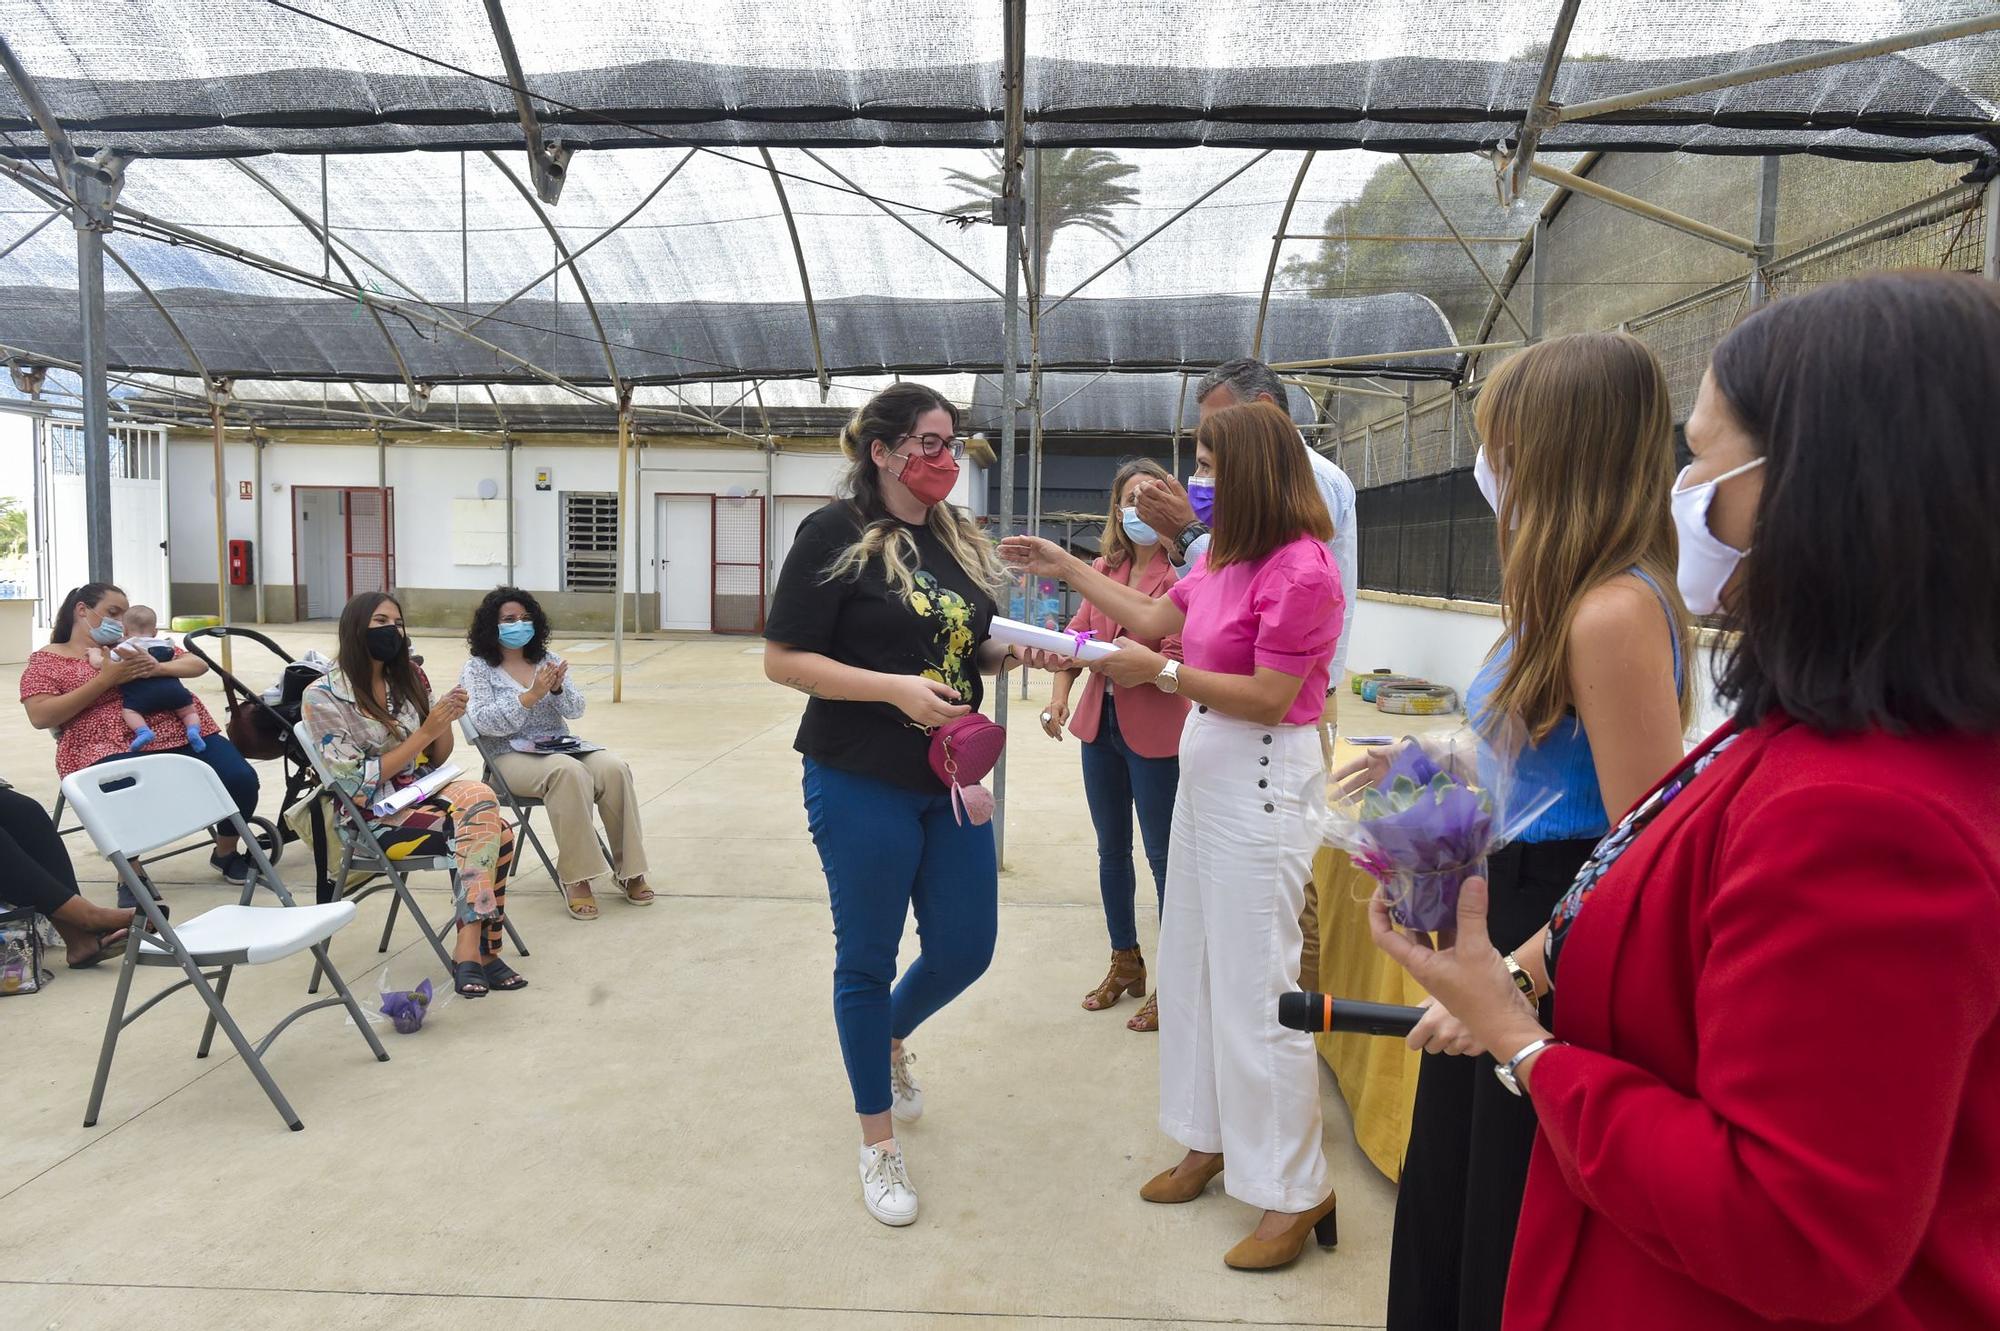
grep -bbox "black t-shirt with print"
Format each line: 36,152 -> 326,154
764,501 -> 996,792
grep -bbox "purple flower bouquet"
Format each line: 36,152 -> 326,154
1326,729 -> 1557,932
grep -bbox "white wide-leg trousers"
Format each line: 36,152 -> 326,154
1156,705 -> 1330,1213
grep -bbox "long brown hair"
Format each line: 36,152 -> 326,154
50,581 -> 121,645
1101,457 -> 1176,571
336,591 -> 431,733
823,381 -> 1006,596
1200,402 -> 1333,570
1475,332 -> 1694,741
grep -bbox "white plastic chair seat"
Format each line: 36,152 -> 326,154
138,901 -> 358,965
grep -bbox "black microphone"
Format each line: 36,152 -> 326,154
1278,992 -> 1425,1037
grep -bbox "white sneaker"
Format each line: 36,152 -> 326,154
890,1046 -> 924,1122
858,1140 -> 919,1227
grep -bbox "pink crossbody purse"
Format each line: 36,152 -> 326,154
927,713 -> 1006,826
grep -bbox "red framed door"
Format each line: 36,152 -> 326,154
710,495 -> 765,634
345,487 -> 395,596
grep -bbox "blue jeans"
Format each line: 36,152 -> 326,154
1079,695 -> 1179,952
802,758 -> 998,1116
91,734 -> 260,904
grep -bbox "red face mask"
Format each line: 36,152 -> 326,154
894,448 -> 961,508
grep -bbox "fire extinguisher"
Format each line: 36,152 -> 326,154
228,539 -> 253,586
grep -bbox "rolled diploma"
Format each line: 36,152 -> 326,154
987,615 -> 1121,663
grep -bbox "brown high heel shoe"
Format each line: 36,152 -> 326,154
1139,1153 -> 1224,1203
1082,947 -> 1145,1011
1222,1192 -> 1339,1270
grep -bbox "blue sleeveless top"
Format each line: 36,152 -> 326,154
1464,568 -> 1684,845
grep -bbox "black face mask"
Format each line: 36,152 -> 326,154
365,624 -> 409,663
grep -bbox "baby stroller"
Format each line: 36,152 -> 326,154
182,626 -> 328,860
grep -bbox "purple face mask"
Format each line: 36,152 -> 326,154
1188,475 -> 1216,525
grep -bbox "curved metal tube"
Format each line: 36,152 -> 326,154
1253,150 -> 1316,358
758,148 -> 828,395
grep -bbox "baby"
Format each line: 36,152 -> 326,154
88,605 -> 206,753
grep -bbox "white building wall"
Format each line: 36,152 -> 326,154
1345,594 -> 1733,748
166,438 -> 863,607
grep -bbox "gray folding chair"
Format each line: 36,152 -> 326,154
292,720 -> 527,992
458,716 -> 612,888
62,754 -> 387,1132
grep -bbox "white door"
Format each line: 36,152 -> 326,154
655,495 -> 711,631
294,489 -> 345,619
773,496 -> 822,580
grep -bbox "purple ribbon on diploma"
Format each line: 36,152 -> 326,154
1068,628 -> 1097,656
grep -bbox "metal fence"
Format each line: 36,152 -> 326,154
1351,467 -> 1500,603
1341,179 -> 1990,604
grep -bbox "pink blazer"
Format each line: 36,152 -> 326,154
1064,555 -> 1189,759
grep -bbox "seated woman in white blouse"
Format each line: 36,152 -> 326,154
459,586 -> 651,921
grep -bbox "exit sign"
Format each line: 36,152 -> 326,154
238,481 -> 253,500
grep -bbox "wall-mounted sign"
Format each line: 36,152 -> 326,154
238,480 -> 253,499
534,467 -> 552,492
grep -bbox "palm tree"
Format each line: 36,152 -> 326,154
945,148 -> 1141,297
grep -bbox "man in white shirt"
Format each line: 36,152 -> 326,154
1134,357 -> 1358,691
1131,358 -> 1359,991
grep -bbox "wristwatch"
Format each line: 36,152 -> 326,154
1494,1038 -> 1564,1097
1174,520 -> 1209,560
1154,661 -> 1182,695
1502,953 -> 1538,1001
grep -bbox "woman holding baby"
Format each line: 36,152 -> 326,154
19,581 -> 263,888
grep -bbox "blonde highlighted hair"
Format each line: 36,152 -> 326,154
823,382 -> 1007,598
1474,332 -> 1695,742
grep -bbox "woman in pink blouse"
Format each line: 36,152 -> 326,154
1003,401 -> 1342,1270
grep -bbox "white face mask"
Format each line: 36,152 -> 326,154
1671,458 -> 1765,616
1473,446 -> 1503,517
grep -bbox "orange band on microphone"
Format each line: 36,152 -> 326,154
1320,993 -> 1333,1030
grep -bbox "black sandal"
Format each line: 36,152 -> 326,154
482,959 -> 529,992
453,959 -> 490,998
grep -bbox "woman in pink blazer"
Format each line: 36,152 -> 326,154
1374,272 -> 2000,1331
1043,458 -> 1189,1032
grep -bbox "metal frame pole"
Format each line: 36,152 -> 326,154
252,430 -> 265,622
1528,218 -> 1548,341
1747,156 -> 1782,309
1170,370 -> 1189,476
613,385 -> 631,702
992,0 -> 1026,867
208,397 -> 233,671
1515,159 -> 1762,256
1503,0 -> 1584,198
1554,15 -> 2000,126
77,223 -> 113,580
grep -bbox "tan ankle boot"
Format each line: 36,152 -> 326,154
1082,947 -> 1146,1011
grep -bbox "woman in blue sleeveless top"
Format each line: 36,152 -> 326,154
1386,334 -> 1695,1331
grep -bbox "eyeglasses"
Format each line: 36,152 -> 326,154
896,433 -> 966,460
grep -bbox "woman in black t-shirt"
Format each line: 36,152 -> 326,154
764,381 -> 1064,1229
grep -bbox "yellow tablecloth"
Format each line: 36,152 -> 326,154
1313,845 -> 1427,1182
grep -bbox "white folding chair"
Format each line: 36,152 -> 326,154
458,716 -> 612,888
293,720 -> 527,990
62,755 -> 387,1132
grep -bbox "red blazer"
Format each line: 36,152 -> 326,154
1507,715 -> 2000,1331
1064,555 -> 1188,759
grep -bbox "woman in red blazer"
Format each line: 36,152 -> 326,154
1043,458 -> 1190,1031
1374,271 -> 2000,1331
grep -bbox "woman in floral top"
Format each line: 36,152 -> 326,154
20,580 -> 263,893
301,591 -> 525,998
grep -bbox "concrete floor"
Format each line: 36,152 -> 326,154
1,628 -> 1399,1330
